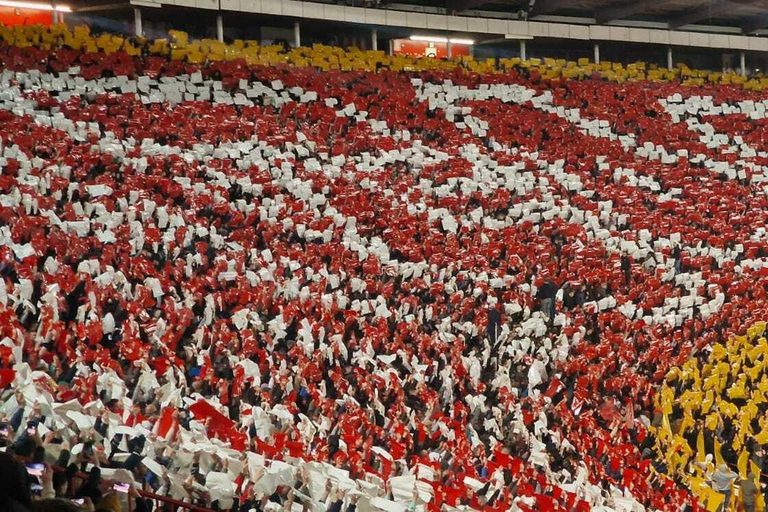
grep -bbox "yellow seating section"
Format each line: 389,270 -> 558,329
2,23 -> 768,89
652,322 -> 768,511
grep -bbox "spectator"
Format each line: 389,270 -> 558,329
2,22 -> 768,512
536,278 -> 558,319
0,452 -> 32,511
54,450 -> 71,470
75,468 -> 102,505
51,471 -> 69,499
31,499 -> 90,512
95,493 -> 121,512
740,471 -> 758,512
712,464 -> 738,511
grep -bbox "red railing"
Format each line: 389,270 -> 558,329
17,455 -> 217,512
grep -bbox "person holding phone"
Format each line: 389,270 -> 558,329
52,471 -> 69,498
74,466 -> 102,504
32,446 -> 45,465
24,462 -> 56,501
8,391 -> 25,434
26,404 -> 46,430
13,422 -> 41,459
40,463 -> 57,500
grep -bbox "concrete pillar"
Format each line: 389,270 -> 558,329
593,43 -> 600,64
741,51 -> 746,77
134,8 -> 142,38
216,14 -> 224,43
371,29 -> 377,51
446,40 -> 452,59
294,21 -> 301,48
667,46 -> 673,71
520,40 -> 526,61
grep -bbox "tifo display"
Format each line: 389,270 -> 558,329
3,23 -> 768,88
4,23 -> 768,512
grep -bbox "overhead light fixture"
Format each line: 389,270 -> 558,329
410,35 -> 448,43
0,0 -> 71,11
409,35 -> 475,45
505,34 -> 534,40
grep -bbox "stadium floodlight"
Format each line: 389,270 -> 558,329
0,0 -> 71,11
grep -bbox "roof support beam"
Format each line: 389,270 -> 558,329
529,0 -> 574,16
595,0 -> 756,27
595,1 -> 656,25
668,0 -> 735,29
743,12 -> 768,34
447,0 -> 518,12
446,0 -> 492,12
74,2 -> 131,12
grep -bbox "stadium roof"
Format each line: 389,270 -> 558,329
391,0 -> 768,33
64,0 -> 768,35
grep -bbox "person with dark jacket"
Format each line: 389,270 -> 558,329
9,403 -> 25,433
32,446 -> 46,464
0,451 -> 32,512
486,307 -> 501,345
621,254 -> 632,284
536,279 -> 557,319
741,472 -> 758,512
31,499 -> 82,512
54,450 -> 71,469
52,471 -> 69,498
75,466 -> 102,504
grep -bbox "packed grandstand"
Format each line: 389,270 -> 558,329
4,20 -> 768,512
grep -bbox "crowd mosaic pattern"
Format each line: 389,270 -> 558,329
3,24 -> 768,512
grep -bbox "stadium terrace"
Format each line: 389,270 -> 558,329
3,22 -> 768,512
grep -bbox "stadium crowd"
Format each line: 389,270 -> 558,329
651,321 -> 768,512
3,25 -> 768,512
